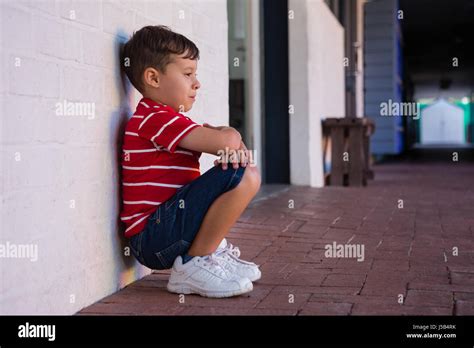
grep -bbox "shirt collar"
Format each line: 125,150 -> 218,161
140,97 -> 175,111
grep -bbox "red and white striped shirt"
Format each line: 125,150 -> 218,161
120,97 -> 202,238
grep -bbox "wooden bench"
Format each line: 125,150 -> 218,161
322,117 -> 375,186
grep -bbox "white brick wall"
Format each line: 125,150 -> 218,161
0,0 -> 229,314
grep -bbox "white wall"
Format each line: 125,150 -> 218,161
0,0 -> 228,315
289,0 -> 345,187
356,0 -> 365,118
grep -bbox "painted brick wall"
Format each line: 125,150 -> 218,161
0,0 -> 228,314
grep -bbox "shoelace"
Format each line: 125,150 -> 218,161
221,243 -> 259,267
225,243 -> 241,258
201,254 -> 220,267
199,254 -> 227,277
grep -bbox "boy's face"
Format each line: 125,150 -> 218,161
145,53 -> 201,112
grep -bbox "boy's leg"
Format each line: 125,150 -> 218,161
187,165 -> 261,256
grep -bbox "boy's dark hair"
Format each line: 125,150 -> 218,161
120,25 -> 200,93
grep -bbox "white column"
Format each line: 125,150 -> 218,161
288,0 -> 345,187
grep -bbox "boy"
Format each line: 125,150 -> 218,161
120,26 -> 262,298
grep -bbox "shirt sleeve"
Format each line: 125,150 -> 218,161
136,110 -> 201,153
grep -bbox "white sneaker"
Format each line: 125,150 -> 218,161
215,239 -> 262,282
167,254 -> 253,298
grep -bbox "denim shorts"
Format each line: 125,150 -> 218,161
129,165 -> 247,270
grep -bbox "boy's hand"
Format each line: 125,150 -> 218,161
214,140 -> 249,170
202,123 -> 248,169
238,141 -> 250,168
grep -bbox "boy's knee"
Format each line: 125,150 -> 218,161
240,165 -> 261,192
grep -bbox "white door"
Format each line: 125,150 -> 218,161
421,99 -> 465,144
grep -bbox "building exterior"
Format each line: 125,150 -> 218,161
1,0 -> 367,314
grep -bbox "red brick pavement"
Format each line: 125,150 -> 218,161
78,163 -> 474,315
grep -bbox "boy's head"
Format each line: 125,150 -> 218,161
121,25 -> 201,112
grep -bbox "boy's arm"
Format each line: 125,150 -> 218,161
178,124 -> 242,156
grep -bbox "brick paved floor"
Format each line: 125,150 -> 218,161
79,162 -> 474,315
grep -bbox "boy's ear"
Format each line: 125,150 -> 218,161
143,67 -> 161,88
